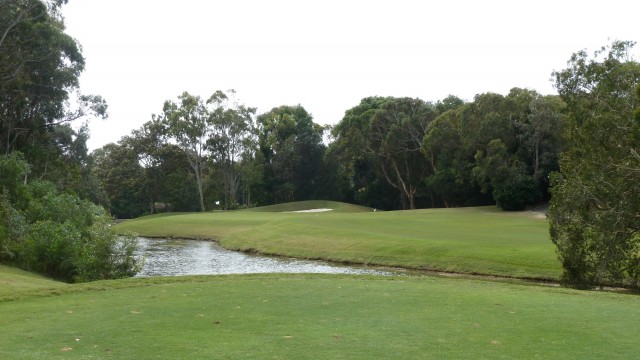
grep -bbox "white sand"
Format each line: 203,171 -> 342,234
287,208 -> 334,213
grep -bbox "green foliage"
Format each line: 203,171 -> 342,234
333,90 -> 562,211
332,97 -> 440,209
90,142 -> 147,218
0,153 -> 141,282
473,139 -> 541,210
0,192 -> 26,261
549,40 -> 640,289
493,175 -> 539,211
422,107 -> 486,207
160,92 -> 211,212
0,0 -> 106,159
23,220 -> 82,280
0,151 -> 30,205
257,105 -> 330,204
369,97 -> 438,209
421,89 -> 563,210
330,97 -> 398,208
154,90 -> 262,211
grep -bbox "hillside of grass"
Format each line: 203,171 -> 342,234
240,200 -> 375,213
1,271 -> 638,359
115,203 -> 560,280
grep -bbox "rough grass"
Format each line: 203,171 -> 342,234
115,204 -> 560,280
1,271 -> 638,359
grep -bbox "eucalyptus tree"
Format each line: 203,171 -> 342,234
129,120 -> 167,214
333,96 -> 449,209
422,104 -> 482,207
160,92 -> 211,212
549,41 -> 640,289
330,97 -> 390,205
257,105 -> 326,204
516,94 -> 567,187
368,97 -> 438,209
207,90 -> 257,209
469,90 -> 539,210
0,0 -> 107,159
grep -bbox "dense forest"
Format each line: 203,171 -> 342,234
1,1 -> 639,288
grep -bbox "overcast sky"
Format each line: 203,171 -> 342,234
62,0 -> 638,150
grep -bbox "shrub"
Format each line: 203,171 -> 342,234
0,153 -> 141,282
493,175 -> 540,211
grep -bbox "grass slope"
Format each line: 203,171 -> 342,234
0,265 -> 69,302
115,204 -> 559,280
1,273 -> 638,359
240,200 -> 375,213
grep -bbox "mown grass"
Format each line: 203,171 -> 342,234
2,205 -> 637,359
0,265 -> 70,302
115,204 -> 559,280
240,199 -> 375,213
1,272 -> 638,359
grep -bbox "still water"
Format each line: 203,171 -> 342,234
135,237 -> 395,277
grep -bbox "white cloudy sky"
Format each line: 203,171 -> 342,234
61,0 -> 638,150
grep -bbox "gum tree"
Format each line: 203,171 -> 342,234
160,92 -> 211,212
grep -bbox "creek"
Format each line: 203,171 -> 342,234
135,237 -> 395,277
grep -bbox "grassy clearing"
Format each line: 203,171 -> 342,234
1,272 -> 638,359
115,204 -> 559,280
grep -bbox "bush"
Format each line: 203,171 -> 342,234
23,220 -> 82,281
73,214 -> 141,282
19,190 -> 142,282
493,175 -> 540,211
0,153 -> 141,282
0,191 -> 27,261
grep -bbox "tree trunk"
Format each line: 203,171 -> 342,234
196,175 -> 205,212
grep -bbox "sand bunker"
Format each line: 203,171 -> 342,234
288,208 -> 333,213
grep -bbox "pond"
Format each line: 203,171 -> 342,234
135,237 -> 396,277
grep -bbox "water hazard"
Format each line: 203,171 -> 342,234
135,237 -> 395,277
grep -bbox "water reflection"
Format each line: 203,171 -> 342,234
135,237 -> 394,277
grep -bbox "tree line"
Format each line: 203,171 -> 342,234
96,88 -> 565,218
0,1 -> 638,290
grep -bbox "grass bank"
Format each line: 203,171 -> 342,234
115,203 -> 560,280
1,271 -> 638,359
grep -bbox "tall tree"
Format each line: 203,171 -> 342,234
549,41 -> 640,289
257,105 -> 326,204
0,0 -> 106,157
160,92 -> 211,212
517,95 -> 567,185
470,89 -> 540,210
207,90 -> 256,209
329,97 -> 389,206
91,141 -> 146,219
422,105 -> 483,207
368,97 -> 437,209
